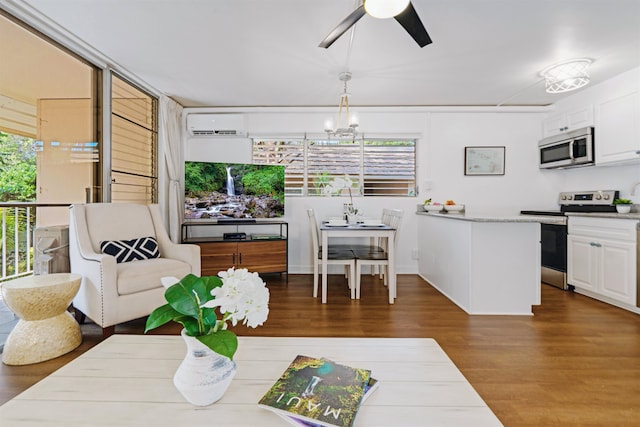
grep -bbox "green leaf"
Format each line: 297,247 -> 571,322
201,306 -> 219,327
174,316 -> 202,336
164,274 -> 203,316
201,275 -> 224,293
146,274 -> 226,335
144,304 -> 181,332
198,330 -> 238,360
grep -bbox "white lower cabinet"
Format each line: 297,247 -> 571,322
567,216 -> 638,309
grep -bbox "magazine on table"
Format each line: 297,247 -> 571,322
258,355 -> 372,427
276,377 -> 379,427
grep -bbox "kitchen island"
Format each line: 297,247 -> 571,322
416,211 -> 555,315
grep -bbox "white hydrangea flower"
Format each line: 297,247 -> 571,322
204,267 -> 270,328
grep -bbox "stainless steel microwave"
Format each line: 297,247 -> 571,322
539,127 -> 594,169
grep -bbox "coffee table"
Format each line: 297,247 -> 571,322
0,335 -> 503,426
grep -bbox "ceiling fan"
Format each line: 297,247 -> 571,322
319,0 -> 433,49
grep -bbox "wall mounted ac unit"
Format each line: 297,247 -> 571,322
186,114 -> 247,137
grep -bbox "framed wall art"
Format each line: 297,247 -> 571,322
464,146 -> 505,176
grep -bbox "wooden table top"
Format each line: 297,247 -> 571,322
0,335 -> 502,426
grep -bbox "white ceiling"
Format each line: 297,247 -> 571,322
6,0 -> 640,108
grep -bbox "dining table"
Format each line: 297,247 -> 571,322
319,222 -> 397,304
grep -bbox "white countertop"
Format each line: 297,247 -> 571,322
416,211 -> 566,224
565,212 -> 640,220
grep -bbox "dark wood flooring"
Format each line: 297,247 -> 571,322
1,274 -> 639,426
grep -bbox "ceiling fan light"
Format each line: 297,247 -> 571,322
365,0 -> 410,19
541,58 -> 592,94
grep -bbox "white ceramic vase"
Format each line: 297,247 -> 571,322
173,329 -> 237,406
616,205 -> 631,214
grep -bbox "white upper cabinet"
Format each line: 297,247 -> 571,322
542,106 -> 594,138
543,67 -> 640,166
595,88 -> 640,165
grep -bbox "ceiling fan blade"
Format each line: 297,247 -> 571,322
319,5 -> 366,48
394,2 -> 432,47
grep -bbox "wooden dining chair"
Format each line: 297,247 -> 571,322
307,209 -> 357,299
353,209 -> 404,299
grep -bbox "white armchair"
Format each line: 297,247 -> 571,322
69,203 -> 200,337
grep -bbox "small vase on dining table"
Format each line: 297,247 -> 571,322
344,203 -> 359,224
173,329 -> 237,406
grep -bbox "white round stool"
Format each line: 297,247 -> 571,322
1,273 -> 82,365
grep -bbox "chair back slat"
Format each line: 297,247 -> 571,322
307,209 -> 320,255
381,208 -> 404,247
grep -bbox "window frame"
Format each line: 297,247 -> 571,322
253,137 -> 417,197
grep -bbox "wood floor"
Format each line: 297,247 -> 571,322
1,274 -> 639,426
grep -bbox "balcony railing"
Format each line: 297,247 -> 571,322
0,203 -> 70,283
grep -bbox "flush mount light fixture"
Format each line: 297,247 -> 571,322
364,0 -> 410,19
541,58 -> 592,94
324,72 -> 359,139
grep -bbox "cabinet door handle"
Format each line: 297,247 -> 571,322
239,253 -> 243,264
590,242 -> 602,247
232,253 -> 236,264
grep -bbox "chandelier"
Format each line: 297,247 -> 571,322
541,58 -> 592,94
324,72 -> 359,139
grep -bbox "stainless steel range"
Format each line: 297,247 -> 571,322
521,190 -> 619,290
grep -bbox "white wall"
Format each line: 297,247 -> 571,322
427,112 -> 560,213
183,107 -> 553,274
181,69 -> 639,274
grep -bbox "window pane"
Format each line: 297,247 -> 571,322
363,140 -> 416,196
110,74 -> 157,204
111,171 -> 154,204
252,138 -> 416,197
0,13 -> 100,226
307,140 -> 360,196
253,139 -> 304,195
111,115 -> 154,177
112,77 -> 154,129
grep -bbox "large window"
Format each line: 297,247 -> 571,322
253,138 -> 416,197
0,11 -> 99,227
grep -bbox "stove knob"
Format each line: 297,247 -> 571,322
595,194 -> 602,200
603,194 -> 610,200
561,195 -> 566,200
567,195 -> 573,200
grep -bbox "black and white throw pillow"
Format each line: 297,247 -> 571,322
100,236 -> 160,263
